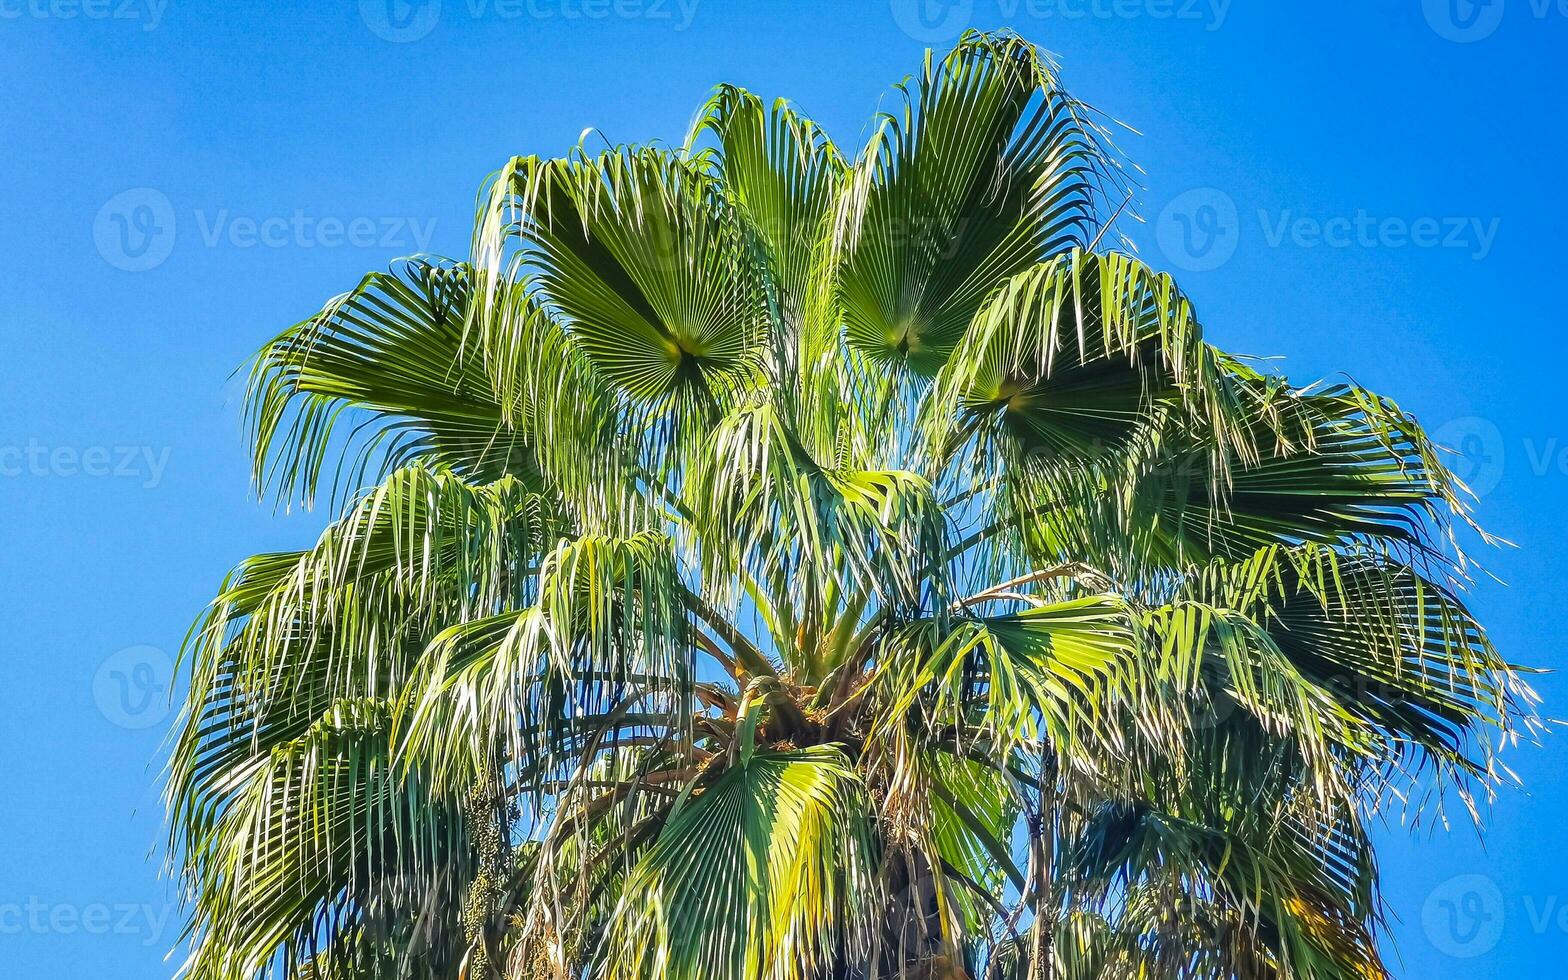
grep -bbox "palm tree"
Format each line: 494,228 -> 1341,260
170,31 -> 1536,980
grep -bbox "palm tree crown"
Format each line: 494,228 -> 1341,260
171,31 -> 1536,980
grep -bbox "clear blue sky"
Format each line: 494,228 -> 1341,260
2,2 -> 1563,975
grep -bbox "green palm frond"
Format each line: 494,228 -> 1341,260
248,258 -> 533,508
687,84 -> 846,345
180,699 -> 471,980
399,530 -> 694,794
477,148 -> 769,408
1193,544 -> 1534,808
599,745 -> 879,980
172,30 -> 1536,980
171,466 -> 554,861
870,594 -> 1147,777
836,32 -> 1123,374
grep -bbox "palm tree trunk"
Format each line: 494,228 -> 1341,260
880,845 -> 969,978
1027,753 -> 1057,980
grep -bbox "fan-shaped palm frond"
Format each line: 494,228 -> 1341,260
171,30 -> 1537,980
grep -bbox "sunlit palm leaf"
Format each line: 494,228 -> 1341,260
599,746 -> 879,980
248,258 -> 534,507
180,699 -> 469,980
835,33 -> 1121,373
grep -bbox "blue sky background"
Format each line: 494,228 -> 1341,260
2,1 -> 1564,975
